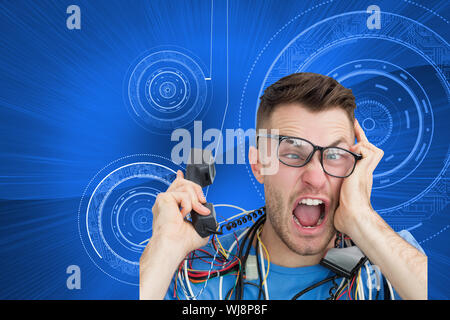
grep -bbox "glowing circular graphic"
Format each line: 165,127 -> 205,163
328,59 -> 434,191
147,70 -> 188,112
78,154 -> 182,285
355,100 -> 392,146
125,46 -> 211,134
239,10 -> 449,219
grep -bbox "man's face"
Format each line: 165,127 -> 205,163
257,103 -> 354,256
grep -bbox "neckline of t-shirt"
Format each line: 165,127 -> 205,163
247,247 -> 331,276
221,228 -> 331,276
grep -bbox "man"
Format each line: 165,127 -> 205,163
139,73 -> 427,300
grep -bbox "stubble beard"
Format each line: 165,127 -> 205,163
264,181 -> 337,256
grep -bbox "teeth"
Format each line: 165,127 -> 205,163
299,198 -> 323,206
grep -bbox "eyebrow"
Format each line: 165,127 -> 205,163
327,138 -> 348,148
278,133 -> 347,147
268,133 -> 350,148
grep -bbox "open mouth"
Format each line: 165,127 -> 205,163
292,198 -> 327,229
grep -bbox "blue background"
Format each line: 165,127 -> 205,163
0,0 -> 448,299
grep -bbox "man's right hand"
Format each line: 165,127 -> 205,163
149,169 -> 211,253
139,169 -> 212,299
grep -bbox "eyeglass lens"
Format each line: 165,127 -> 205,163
278,137 -> 356,177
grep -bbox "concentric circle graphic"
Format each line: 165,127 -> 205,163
124,46 -> 211,134
328,59 -> 434,191
78,154 -> 182,285
239,10 -> 449,223
355,99 -> 393,146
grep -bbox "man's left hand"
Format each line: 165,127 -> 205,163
333,118 -> 384,237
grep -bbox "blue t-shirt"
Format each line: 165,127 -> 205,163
164,228 -> 424,300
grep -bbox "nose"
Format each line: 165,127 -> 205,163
300,152 -> 327,190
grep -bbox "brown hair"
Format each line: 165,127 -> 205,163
256,72 -> 356,129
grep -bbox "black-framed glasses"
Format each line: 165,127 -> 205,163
257,134 -> 362,178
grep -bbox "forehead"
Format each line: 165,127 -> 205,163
268,103 -> 354,146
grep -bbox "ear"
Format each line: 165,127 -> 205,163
249,145 -> 264,184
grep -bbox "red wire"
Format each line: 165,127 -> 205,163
336,275 -> 357,300
188,260 -> 239,278
184,231 -> 243,282
336,288 -> 347,300
191,248 -> 226,266
348,275 -> 356,300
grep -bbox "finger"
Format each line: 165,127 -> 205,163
167,170 -> 185,192
354,118 -> 369,143
167,191 -> 193,218
169,176 -> 206,204
354,141 -> 384,161
154,191 -> 198,219
179,184 -> 209,214
190,181 -> 206,203
351,142 -> 383,172
152,192 -> 182,218
167,171 -> 181,192
192,200 -> 211,216
171,187 -> 210,216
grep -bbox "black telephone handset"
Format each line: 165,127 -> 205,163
185,148 -> 220,238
